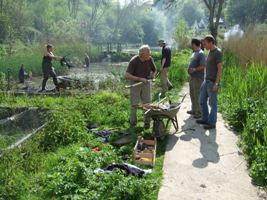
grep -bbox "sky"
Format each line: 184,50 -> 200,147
118,0 -> 153,7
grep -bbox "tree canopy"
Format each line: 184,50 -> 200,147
0,0 -> 166,49
225,0 -> 267,27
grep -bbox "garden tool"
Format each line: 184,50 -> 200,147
125,72 -> 159,89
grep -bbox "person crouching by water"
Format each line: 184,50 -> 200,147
85,53 -> 90,69
19,64 -> 28,84
125,45 -> 157,129
39,44 -> 62,92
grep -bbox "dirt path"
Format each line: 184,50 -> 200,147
158,83 -> 265,200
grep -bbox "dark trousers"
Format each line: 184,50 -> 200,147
42,68 -> 58,90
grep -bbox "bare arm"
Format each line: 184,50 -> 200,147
196,65 -> 205,72
46,52 -> 62,60
189,65 -> 205,74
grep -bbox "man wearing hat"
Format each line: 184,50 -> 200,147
158,39 -> 173,93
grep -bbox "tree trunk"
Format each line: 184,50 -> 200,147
214,0 -> 224,40
203,0 -> 224,40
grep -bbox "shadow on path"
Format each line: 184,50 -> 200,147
165,134 -> 179,152
180,117 -> 220,168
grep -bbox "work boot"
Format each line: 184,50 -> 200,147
196,119 -> 208,125
38,88 -> 46,93
193,113 -> 202,119
203,124 -> 216,129
187,110 -> 195,115
194,115 -> 202,119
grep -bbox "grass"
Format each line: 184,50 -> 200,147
0,43 -> 100,77
210,24 -> 267,187
219,51 -> 267,187
223,24 -> 267,67
0,130 -> 25,151
0,51 -> 189,199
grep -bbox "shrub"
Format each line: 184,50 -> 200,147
40,110 -> 88,151
0,72 -> 7,91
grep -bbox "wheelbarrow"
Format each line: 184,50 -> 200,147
57,76 -> 81,90
142,94 -> 187,138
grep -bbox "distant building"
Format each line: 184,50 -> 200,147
193,17 -> 227,35
215,18 -> 227,31
193,17 -> 209,35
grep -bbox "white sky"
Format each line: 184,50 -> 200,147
118,0 -> 153,6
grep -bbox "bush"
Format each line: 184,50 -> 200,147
40,110 -> 88,151
250,145 -> 267,186
0,72 -> 7,91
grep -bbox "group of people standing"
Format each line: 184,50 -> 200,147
188,35 -> 222,130
125,35 -> 223,130
39,36 -> 222,130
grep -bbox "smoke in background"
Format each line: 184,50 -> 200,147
153,0 -> 177,48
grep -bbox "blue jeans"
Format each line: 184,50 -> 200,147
199,80 -> 218,125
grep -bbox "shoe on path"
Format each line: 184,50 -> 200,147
196,119 -> 208,125
203,124 -> 216,129
187,110 -> 195,115
193,114 -> 202,119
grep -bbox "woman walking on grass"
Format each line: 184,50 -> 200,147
39,44 -> 62,92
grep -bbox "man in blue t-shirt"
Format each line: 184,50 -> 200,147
159,40 -> 173,92
187,38 -> 206,119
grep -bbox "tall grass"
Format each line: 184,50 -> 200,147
0,43 -> 100,77
223,24 -> 267,67
219,51 -> 267,186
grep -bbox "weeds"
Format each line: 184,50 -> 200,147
0,51 -> 189,199
219,52 -> 267,186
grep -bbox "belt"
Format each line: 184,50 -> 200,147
205,78 -> 215,82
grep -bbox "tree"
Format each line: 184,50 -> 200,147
174,19 -> 191,48
154,0 -> 225,39
203,0 -> 224,39
180,0 -> 205,26
226,0 -> 267,27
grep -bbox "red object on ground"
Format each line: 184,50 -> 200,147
92,147 -> 101,152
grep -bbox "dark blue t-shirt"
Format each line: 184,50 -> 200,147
161,46 -> 171,68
